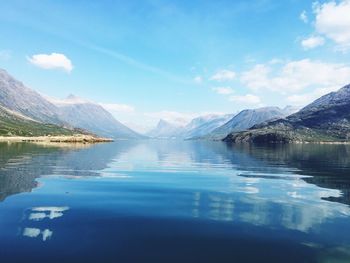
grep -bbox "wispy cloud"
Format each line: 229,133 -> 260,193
210,69 -> 236,82
301,36 -> 325,49
300,10 -> 308,23
229,94 -> 261,105
193,75 -> 203,84
212,86 -> 234,95
80,42 -> 190,84
100,103 -> 135,113
0,50 -> 12,61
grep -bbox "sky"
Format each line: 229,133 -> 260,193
1,0 -> 350,132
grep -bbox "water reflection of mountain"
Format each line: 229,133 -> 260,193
0,142 -> 137,201
220,143 -> 350,205
133,141 -> 350,232
1,140 -> 350,215
0,142 -> 60,201
1,140 -> 350,240
117,142 -> 350,207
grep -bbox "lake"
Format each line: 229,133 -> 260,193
0,140 -> 350,263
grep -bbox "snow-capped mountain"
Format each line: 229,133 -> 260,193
180,114 -> 234,139
146,119 -> 184,139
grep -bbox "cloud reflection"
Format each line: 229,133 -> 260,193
22,206 -> 69,242
29,206 -> 69,221
23,227 -> 53,241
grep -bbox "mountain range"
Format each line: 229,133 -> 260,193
147,114 -> 234,139
180,114 -> 234,139
146,119 -> 184,139
146,106 -> 299,140
2,67 -> 350,143
49,95 -> 143,139
0,69 -> 143,139
202,106 -> 297,140
224,84 -> 350,143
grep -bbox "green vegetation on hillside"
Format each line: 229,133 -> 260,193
0,107 -> 74,136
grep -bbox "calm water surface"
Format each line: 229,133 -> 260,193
0,140 -> 350,263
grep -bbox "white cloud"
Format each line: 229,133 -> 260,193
23,228 -> 41,238
313,0 -> 350,51
244,55 -> 256,64
241,59 -> 350,94
268,58 -> 284,65
194,75 -> 203,84
123,122 -> 154,134
229,94 -> 261,105
300,10 -> 308,23
212,86 -> 234,95
100,103 -> 135,114
0,50 -> 11,60
240,64 -> 271,91
286,94 -> 314,106
301,36 -> 325,49
210,69 -> 236,82
29,206 -> 69,221
287,85 -> 340,106
23,228 -> 53,241
27,53 -> 73,72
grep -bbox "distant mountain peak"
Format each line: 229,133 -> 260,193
64,94 -> 90,104
47,94 -> 91,105
147,119 -> 183,138
66,94 -> 79,100
157,119 -> 181,127
0,68 -> 8,75
158,119 -> 170,125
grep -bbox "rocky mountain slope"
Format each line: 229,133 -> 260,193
205,106 -> 295,140
0,69 -> 62,124
51,95 -> 144,139
147,114 -> 234,139
224,84 -> 350,143
0,68 -> 142,139
182,114 -> 234,139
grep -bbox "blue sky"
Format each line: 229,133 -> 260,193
1,0 -> 350,131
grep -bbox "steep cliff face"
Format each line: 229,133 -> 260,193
0,69 -> 62,124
